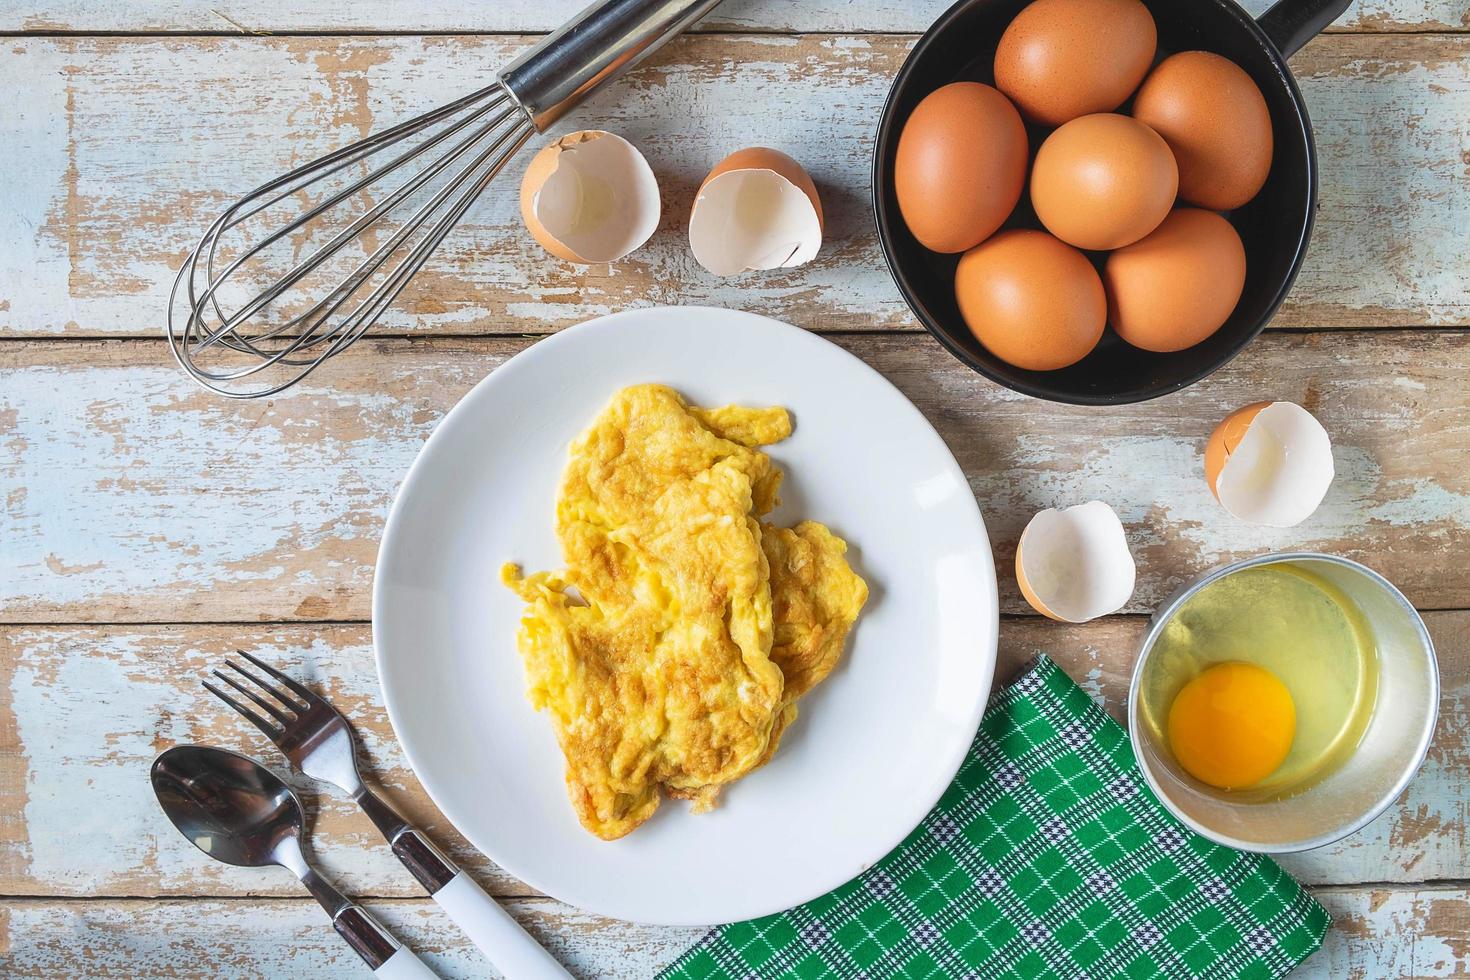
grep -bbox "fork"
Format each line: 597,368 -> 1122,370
206,650 -> 572,979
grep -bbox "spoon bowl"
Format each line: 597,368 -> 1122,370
151,744 -> 436,975
151,744 -> 305,869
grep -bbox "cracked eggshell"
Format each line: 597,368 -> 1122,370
1016,501 -> 1136,623
688,147 -> 823,276
519,130 -> 660,264
1205,401 -> 1334,527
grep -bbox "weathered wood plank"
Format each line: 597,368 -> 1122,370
0,887 -> 1464,978
0,34 -> 1464,338
3,331 -> 1468,623
0,896 -> 704,979
4,0 -> 1462,35
1310,886 -> 1470,979
0,614 -> 1461,898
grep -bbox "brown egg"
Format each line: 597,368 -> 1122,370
1030,113 -> 1178,251
1133,51 -> 1274,210
994,0 -> 1157,126
955,229 -> 1106,371
1104,208 -> 1246,352
894,82 -> 1029,254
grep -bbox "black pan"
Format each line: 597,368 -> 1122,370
872,0 -> 1351,405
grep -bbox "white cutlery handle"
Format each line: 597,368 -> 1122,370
331,903 -> 440,979
435,871 -> 573,979
374,947 -> 441,979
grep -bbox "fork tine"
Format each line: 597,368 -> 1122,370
213,667 -> 294,725
203,680 -> 283,738
224,659 -> 307,712
236,649 -> 321,706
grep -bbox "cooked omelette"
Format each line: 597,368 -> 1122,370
502,384 -> 867,840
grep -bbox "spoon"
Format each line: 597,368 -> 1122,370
152,744 -> 438,978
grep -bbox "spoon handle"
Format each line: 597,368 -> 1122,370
373,948 -> 441,979
358,789 -> 571,977
335,904 -> 440,978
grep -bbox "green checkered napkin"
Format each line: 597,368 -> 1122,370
661,654 -> 1328,980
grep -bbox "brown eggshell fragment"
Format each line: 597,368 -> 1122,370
519,130 -> 660,264
1204,401 -> 1269,500
955,229 -> 1106,372
894,82 -> 1029,254
1105,208 -> 1246,353
689,147 -> 824,276
521,139 -> 583,264
700,147 -> 824,228
1016,501 -> 1136,623
1204,401 -> 1335,527
994,0 -> 1158,126
1133,51 -> 1274,211
1030,113 -> 1178,251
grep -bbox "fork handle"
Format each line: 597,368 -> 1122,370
379,816 -> 571,978
434,870 -> 573,979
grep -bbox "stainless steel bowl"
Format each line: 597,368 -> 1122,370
1127,552 -> 1438,853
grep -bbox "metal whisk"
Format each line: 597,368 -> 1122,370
168,0 -> 722,398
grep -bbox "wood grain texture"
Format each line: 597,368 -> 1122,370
0,614 -> 1461,899
0,34 -> 1465,339
4,332 -> 1468,623
0,887 -> 1464,978
2,0 -> 1466,970
5,0 -> 1465,35
0,897 -> 704,979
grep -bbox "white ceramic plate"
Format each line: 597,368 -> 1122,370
373,307 -> 997,926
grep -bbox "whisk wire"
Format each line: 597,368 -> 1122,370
192,96 -> 523,353
169,0 -> 729,397
249,108 -> 535,388
168,83 -> 534,398
347,119 -> 535,340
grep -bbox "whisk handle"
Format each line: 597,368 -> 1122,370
500,0 -> 725,130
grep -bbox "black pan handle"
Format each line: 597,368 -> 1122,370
1257,0 -> 1352,57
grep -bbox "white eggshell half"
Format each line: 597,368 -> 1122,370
689,169 -> 823,276
525,131 -> 660,263
1017,501 -> 1136,623
1215,401 -> 1335,527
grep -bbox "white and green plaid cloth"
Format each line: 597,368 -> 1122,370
661,654 -> 1329,979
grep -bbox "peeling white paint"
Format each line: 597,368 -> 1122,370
0,363 -> 445,612
4,628 -> 538,897
0,34 -> 1466,338
0,897 -> 704,978
1,0 -> 1458,32
1,6 -> 1466,973
0,887 -> 1462,978
4,333 -> 1468,620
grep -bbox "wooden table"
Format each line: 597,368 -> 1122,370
1,0 -> 1466,975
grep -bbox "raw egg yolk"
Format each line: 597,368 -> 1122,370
1167,662 -> 1295,790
